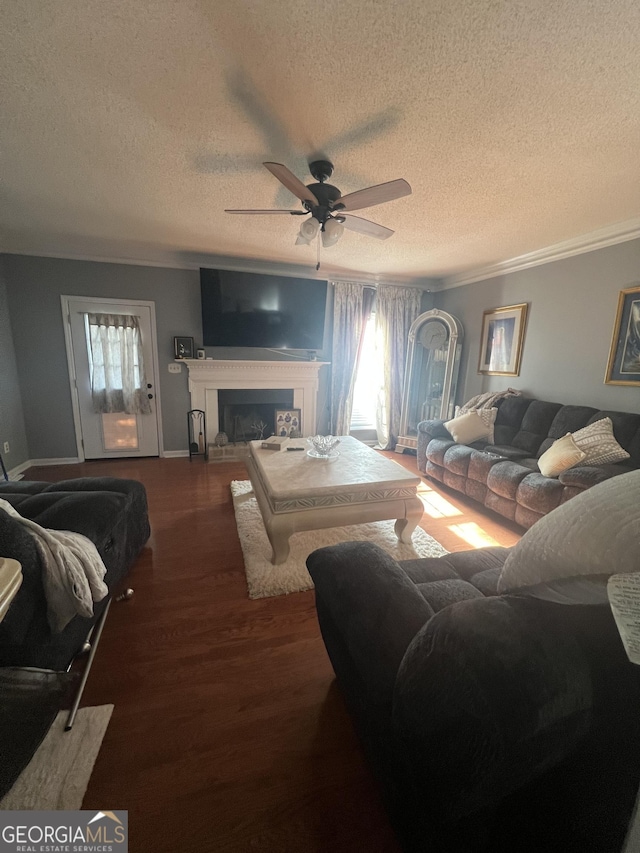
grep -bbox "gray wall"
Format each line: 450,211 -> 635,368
4,255 -> 202,456
0,257 -> 29,471
2,254 -> 337,456
436,238 -> 640,414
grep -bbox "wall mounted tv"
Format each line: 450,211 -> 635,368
200,268 -> 328,350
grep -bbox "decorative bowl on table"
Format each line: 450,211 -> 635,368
307,435 -> 340,459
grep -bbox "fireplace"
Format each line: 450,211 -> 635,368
218,389 -> 294,442
184,360 -> 327,453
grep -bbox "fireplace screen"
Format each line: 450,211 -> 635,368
218,390 -> 294,443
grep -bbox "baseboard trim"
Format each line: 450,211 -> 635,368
6,460 -> 30,481
28,457 -> 82,467
8,452 -> 189,476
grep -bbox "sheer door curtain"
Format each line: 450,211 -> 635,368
87,313 -> 151,414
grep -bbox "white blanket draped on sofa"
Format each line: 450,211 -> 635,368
0,498 -> 107,633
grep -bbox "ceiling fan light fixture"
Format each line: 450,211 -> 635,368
295,217 -> 320,245
321,218 -> 344,248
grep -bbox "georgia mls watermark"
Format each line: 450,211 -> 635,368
0,811 -> 127,853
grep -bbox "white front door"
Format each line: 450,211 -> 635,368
63,296 -> 161,459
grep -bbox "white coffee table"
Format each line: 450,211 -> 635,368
245,436 -> 424,564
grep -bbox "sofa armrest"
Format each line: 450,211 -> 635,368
417,419 -> 450,440
558,465 -> 625,490
393,596 -> 598,819
417,420 -> 450,473
307,542 -> 433,713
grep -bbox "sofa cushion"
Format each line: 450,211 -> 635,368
492,396 -> 534,446
444,408 -> 498,444
509,400 -> 564,455
483,444 -> 531,461
536,405 -> 599,456
589,410 -> 640,466
399,558 -> 459,584
442,443 -> 474,476
469,567 -> 503,596
467,449 -> 506,482
486,461 -> 532,500
416,579 -> 484,612
425,437 -> 456,466
571,417 -> 631,466
516,472 -> 565,514
498,470 -> 640,593
538,433 -> 586,477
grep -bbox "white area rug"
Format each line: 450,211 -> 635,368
0,705 -> 114,810
232,480 -> 447,599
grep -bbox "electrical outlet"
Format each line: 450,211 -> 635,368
3,441 -> 9,454
168,363 -> 182,374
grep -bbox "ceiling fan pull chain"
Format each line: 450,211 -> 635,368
316,236 -> 321,271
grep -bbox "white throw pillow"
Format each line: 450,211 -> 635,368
570,417 -> 630,466
444,408 -> 498,444
498,469 -> 640,593
538,433 -> 586,478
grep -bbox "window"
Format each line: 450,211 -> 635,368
350,312 -> 383,431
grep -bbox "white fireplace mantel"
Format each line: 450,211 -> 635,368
183,359 -> 329,439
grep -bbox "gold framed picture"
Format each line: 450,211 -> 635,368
605,285 -> 640,386
478,303 -> 528,376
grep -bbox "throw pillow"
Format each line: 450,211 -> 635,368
570,417 -> 630,466
497,469 -> 640,593
444,408 -> 498,445
537,433 -> 586,478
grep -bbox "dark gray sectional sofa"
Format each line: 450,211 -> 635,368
0,476 -> 150,801
0,477 -> 150,670
417,397 -> 640,528
308,536 -> 640,852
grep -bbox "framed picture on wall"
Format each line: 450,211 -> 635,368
275,409 -> 301,437
478,303 -> 528,376
605,285 -> 640,385
174,336 -> 194,359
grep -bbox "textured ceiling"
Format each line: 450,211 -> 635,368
1,0 -> 640,281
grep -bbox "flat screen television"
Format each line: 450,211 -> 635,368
200,268 -> 328,350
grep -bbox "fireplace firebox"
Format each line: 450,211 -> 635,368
218,389 -> 294,443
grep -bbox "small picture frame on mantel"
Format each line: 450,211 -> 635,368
174,336 -> 195,359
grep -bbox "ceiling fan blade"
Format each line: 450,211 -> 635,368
342,214 -> 394,240
336,178 -> 411,212
224,209 -> 306,215
263,162 -> 319,206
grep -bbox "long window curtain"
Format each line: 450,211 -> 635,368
87,313 -> 151,415
375,285 -> 422,450
329,282 -> 375,435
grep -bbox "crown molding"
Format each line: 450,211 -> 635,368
2,249 -> 194,270
1,248 -> 429,286
439,217 -> 640,290
8,215 -> 638,292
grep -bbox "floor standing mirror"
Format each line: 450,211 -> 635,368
396,309 -> 464,453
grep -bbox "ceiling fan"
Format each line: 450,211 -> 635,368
225,160 -> 411,251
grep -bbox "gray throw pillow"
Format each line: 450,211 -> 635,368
498,469 -> 640,593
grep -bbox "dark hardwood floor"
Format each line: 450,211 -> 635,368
23,452 -> 521,852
